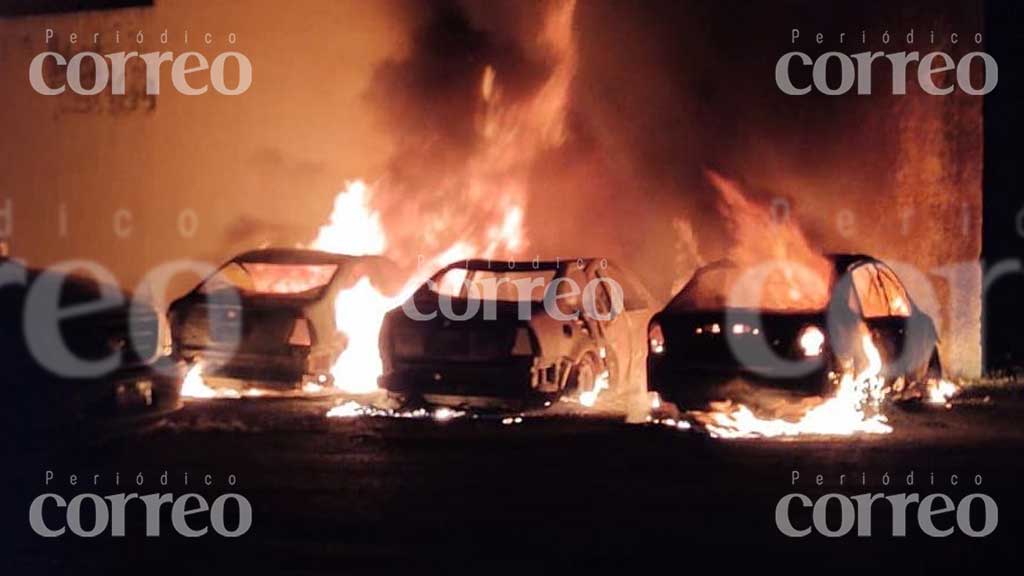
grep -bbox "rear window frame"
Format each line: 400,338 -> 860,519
199,260 -> 340,300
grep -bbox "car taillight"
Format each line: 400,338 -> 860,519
797,325 -> 825,357
648,321 -> 665,354
510,327 -> 534,356
288,318 -> 312,347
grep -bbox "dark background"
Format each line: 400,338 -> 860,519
983,0 -> 1024,371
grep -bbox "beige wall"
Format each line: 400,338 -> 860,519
1,0 -> 400,296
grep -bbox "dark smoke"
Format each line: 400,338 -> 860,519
365,0 -> 982,314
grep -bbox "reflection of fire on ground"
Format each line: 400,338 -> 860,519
326,398 -> 537,426
689,334 -> 891,439
324,386 -> 629,425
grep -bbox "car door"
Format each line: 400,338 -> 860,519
875,262 -> 937,375
590,262 -> 639,388
849,262 -> 914,377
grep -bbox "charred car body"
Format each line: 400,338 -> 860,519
647,254 -> 941,409
378,258 -> 653,409
169,248 -> 400,392
2,259 -> 183,437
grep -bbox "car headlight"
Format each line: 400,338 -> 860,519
648,321 -> 665,355
797,325 -> 825,357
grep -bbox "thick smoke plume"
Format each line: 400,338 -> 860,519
333,0 -> 982,372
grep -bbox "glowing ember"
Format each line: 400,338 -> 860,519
325,400 -> 366,418
301,382 -> 325,394
926,378 -> 959,405
648,417 -> 693,431
180,363 -> 309,399
181,364 -> 228,399
798,326 -> 826,357
325,400 -> 464,421
691,334 -> 892,438
579,369 -> 610,408
649,392 -> 662,410
433,407 -> 459,422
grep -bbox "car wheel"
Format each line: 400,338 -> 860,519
895,349 -> 942,409
907,349 -> 942,389
925,349 -> 943,381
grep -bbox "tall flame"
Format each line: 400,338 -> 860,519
311,182 -> 415,394
181,2 -> 576,398
310,2 -> 576,394
312,181 -> 387,256
708,170 -> 832,311
311,177 -> 528,394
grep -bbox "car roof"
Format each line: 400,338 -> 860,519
695,254 -> 880,275
826,253 -> 881,274
233,248 -> 368,265
443,258 -> 601,271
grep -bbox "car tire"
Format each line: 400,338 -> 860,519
895,349 -> 942,409
925,349 -> 943,381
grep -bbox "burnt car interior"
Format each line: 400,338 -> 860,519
169,249 -> 401,393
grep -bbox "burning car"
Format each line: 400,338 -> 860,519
647,254 -> 942,410
169,248 -> 401,394
2,259 -> 183,437
378,258 -> 654,409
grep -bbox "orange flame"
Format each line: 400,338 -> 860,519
310,2 -> 576,395
578,369 -> 610,408
708,170 -> 832,311
690,334 -> 892,438
312,181 -> 387,256
312,180 -> 528,393
926,378 -> 958,405
181,363 -> 221,399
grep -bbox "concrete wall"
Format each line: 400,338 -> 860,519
0,0 -> 985,376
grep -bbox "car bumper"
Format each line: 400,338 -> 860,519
647,360 -> 830,409
380,358 -> 541,400
180,348 -> 334,389
13,358 -> 185,436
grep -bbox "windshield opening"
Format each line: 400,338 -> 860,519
431,268 -> 558,303
200,262 -> 338,297
669,262 -> 830,312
